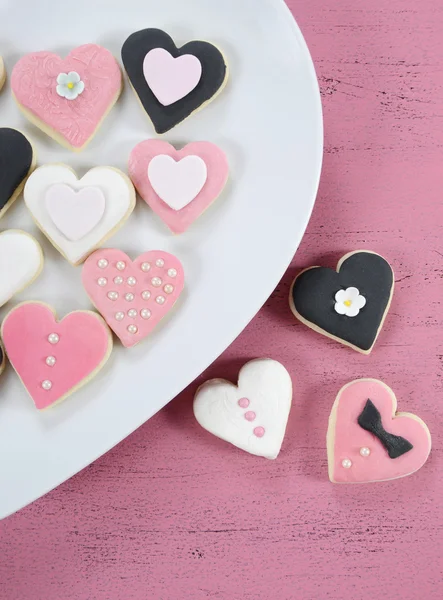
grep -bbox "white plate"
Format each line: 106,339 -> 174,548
0,0 -> 322,518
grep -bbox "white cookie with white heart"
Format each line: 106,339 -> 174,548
0,229 -> 43,307
24,164 -> 136,265
193,359 -> 292,459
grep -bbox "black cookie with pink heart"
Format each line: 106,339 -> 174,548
121,28 -> 228,134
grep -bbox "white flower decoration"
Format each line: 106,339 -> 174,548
56,71 -> 85,100
334,287 -> 366,317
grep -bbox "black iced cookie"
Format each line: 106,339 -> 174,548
0,128 -> 35,219
289,251 -> 394,354
121,28 -> 228,134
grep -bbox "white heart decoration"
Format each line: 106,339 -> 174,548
148,154 -> 208,211
24,165 -> 136,265
0,230 -> 43,308
45,183 -> 106,242
193,359 -> 292,459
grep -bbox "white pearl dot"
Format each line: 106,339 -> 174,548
140,309 -> 151,319
141,262 -> 151,272
360,447 -> 371,457
46,356 -> 56,367
48,333 -> 59,344
341,459 -> 352,469
127,324 -> 138,334
116,261 -> 126,271
168,268 -> 177,278
107,291 -> 119,301
125,293 -> 134,301
164,284 -> 174,294
141,290 -> 151,300
127,276 -> 137,286
41,380 -> 52,390
97,259 -> 108,269
156,295 -> 166,305
155,258 -> 165,268
151,277 -> 162,287
97,277 -> 107,287
115,312 -> 125,321
114,276 -> 124,285
127,309 -> 137,318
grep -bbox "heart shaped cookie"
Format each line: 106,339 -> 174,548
128,139 -> 229,233
327,379 -> 431,483
24,164 -> 136,265
121,28 -> 228,133
290,251 -> 394,354
0,128 -> 35,220
11,44 -> 122,151
1,302 -> 113,410
0,230 -> 43,307
193,359 -> 292,459
82,249 -> 184,348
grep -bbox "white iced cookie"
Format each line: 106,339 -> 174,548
0,230 -> 43,307
0,57 -> 5,91
193,359 -> 292,459
24,164 -> 136,265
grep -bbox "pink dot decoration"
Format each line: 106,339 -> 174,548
238,397 -> 250,408
244,411 -> 256,422
253,426 -> 265,438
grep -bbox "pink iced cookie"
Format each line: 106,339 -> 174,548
1,302 -> 113,410
82,249 -> 184,348
128,139 -> 229,234
327,379 -> 431,483
11,44 -> 122,151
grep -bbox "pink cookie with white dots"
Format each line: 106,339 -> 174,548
193,359 -> 292,460
1,302 -> 113,410
327,379 -> 431,483
82,249 -> 184,348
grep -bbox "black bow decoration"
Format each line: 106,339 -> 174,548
357,399 -> 413,459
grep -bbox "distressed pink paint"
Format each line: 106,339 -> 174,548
0,2 -> 442,600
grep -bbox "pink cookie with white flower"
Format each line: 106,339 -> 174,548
1,302 -> 113,410
327,379 -> 431,483
128,139 -> 229,234
11,44 -> 122,151
82,249 -> 184,347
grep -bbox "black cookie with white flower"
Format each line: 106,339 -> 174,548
289,251 -> 394,354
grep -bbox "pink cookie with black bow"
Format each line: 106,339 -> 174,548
121,28 -> 228,133
82,249 -> 184,348
128,139 -> 229,234
11,44 -> 122,151
327,379 -> 431,483
1,302 -> 113,410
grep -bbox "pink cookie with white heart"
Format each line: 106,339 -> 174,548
82,249 -> 184,348
1,302 -> 113,410
128,139 -> 229,234
11,44 -> 122,151
327,379 -> 431,483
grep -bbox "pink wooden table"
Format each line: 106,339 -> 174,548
1,1 -> 442,598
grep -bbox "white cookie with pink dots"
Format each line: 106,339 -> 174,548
193,359 -> 292,459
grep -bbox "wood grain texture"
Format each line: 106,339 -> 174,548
1,1 -> 442,598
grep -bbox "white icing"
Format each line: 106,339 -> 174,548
334,287 -> 366,317
24,165 -> 135,264
193,359 -> 292,460
147,154 -> 208,211
0,230 -> 43,307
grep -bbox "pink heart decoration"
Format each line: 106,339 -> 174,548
143,48 -> 202,106
1,302 -> 112,410
82,249 -> 184,348
128,140 -> 229,234
327,379 -> 431,483
45,183 -> 106,241
11,44 -> 122,149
